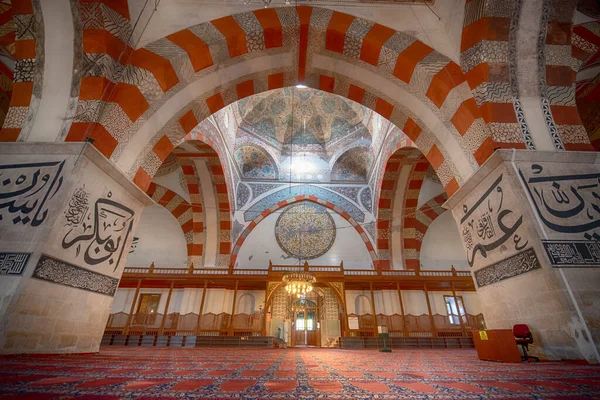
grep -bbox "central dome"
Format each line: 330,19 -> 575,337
237,87 -> 368,152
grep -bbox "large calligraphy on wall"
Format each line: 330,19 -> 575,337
518,164 -> 600,267
459,174 -> 528,268
61,186 -> 135,272
0,160 -> 65,227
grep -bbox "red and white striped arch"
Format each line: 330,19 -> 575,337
48,6 -> 497,199
376,146 -> 428,270
403,193 -> 448,270
146,182 -> 195,263
0,0 -> 39,142
461,0 -> 594,151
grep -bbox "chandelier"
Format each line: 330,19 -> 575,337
282,272 -> 316,296
243,0 -> 290,7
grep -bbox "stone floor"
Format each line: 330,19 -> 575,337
1,347 -> 599,399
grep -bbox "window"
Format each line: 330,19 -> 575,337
135,294 -> 161,325
296,311 -> 305,330
137,294 -> 161,314
444,295 -> 465,325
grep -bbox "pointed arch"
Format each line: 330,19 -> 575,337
55,6 -> 497,198
146,182 -> 194,263
231,197 -> 376,268
375,145 -> 427,270
461,0 -> 594,151
403,192 -> 448,270
0,0 -> 41,142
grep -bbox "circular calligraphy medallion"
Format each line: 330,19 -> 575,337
275,202 -> 336,260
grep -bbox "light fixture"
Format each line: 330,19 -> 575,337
295,84 -> 308,89
283,272 -> 316,296
242,0 -> 273,7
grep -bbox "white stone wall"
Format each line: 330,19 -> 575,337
420,211 -> 470,270
131,1 -> 464,62
126,204 -> 188,268
417,177 -> 445,209
236,209 -> 374,270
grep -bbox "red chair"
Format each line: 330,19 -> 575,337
513,324 -> 539,362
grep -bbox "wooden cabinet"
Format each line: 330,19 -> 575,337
472,329 -> 522,363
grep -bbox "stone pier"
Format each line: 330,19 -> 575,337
446,149 -> 600,363
0,143 -> 152,354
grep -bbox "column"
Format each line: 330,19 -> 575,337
369,282 -> 378,337
450,281 -> 466,336
424,283 -> 436,337
0,143 -> 152,354
228,280 -> 239,336
123,280 -> 142,335
396,282 -> 408,336
159,281 -> 175,335
446,149 -> 600,362
262,283 -> 268,336
195,280 -> 208,335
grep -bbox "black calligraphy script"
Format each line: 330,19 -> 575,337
0,160 -> 65,227
61,191 -> 134,272
519,164 -> 600,237
460,174 -> 527,267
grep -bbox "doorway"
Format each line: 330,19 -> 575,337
291,297 -> 319,347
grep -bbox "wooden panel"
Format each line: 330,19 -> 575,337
307,330 -> 318,346
472,329 -> 522,363
294,330 -> 306,346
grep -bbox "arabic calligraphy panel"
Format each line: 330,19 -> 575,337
454,166 -> 531,271
0,252 -> 31,276
41,159 -> 140,278
517,161 -> 600,267
518,162 -> 600,237
474,247 -> 541,288
0,160 -> 65,229
31,254 -> 119,296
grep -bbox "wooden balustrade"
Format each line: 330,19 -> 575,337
122,261 -> 474,282
107,311 -> 484,338
106,311 -> 266,337
345,313 -> 484,338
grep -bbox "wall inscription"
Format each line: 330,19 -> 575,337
32,254 -> 119,296
61,186 -> 135,271
474,248 -> 541,288
0,160 -> 65,227
542,241 -> 600,268
459,174 -> 528,268
518,164 -> 600,267
0,252 -> 31,276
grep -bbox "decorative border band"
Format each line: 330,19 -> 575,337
32,254 -> 118,296
474,247 -> 541,288
543,241 -> 600,268
0,252 -> 31,276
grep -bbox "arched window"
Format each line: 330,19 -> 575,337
236,293 -> 255,315
355,295 -> 372,315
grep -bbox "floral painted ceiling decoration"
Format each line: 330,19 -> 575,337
206,88 -> 395,184
234,145 -> 278,180
331,147 -> 372,181
237,88 -> 370,157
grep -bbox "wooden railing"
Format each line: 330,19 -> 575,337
106,310 -> 483,339
105,312 -> 265,337
122,262 -> 473,282
346,313 -> 484,338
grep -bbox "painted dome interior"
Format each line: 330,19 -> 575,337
199,88 -> 390,183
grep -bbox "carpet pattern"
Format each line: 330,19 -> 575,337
0,347 -> 599,399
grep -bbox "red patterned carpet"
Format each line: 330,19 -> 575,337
0,347 -> 599,399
